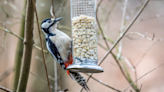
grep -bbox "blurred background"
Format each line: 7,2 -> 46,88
0,0 -> 164,92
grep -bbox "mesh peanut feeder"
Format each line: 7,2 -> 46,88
67,0 -> 103,73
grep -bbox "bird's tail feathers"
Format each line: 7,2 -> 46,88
67,70 -> 74,80
69,71 -> 90,91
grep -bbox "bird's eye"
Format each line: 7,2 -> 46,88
48,20 -> 51,23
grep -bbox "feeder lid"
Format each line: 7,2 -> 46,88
67,63 -> 104,73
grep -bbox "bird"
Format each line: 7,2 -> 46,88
41,17 -> 89,91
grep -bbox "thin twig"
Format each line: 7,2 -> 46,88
30,72 -> 55,91
50,0 -> 55,18
0,27 -> 23,40
122,57 -> 135,72
121,56 -> 138,87
31,0 -> 52,92
13,1 -> 26,91
0,27 -> 48,53
120,58 -> 138,91
96,0 -> 109,49
54,0 -> 67,15
117,0 -> 128,60
116,0 -> 137,89
84,73 -> 121,92
0,86 -> 13,92
125,32 -> 155,41
138,15 -> 164,23
81,0 -> 150,91
96,0 -> 123,70
30,71 -> 68,92
54,60 -> 58,91
124,62 -> 164,91
105,0 -> 118,23
98,0 -> 150,70
59,89 -> 68,92
96,1 -> 131,88
50,1 -> 61,91
33,44 -> 49,54
0,68 -> 14,82
59,66 -> 62,90
98,43 -> 108,50
135,39 -> 160,67
133,39 -> 163,86
104,36 -> 115,44
0,6 -> 21,20
0,26 -> 52,54
0,22 -> 66,91
139,84 -> 142,92
57,25 -> 71,31
134,67 -> 137,86
8,2 -> 22,14
2,23 -> 7,51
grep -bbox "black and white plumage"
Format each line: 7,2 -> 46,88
41,17 -> 89,91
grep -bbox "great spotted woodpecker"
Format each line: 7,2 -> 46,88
41,17 -> 89,91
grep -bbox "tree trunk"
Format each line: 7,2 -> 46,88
13,0 -> 27,91
16,0 -> 35,92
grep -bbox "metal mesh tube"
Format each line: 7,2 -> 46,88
71,0 -> 98,64
71,0 -> 96,18
68,0 -> 103,73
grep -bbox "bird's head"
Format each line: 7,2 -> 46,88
41,17 -> 63,36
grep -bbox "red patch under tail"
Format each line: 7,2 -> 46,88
64,54 -> 73,75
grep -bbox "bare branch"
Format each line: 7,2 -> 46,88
13,1 -> 26,91
116,0 -> 137,89
59,89 -> 68,92
98,0 -> 150,71
124,62 -> 164,91
30,71 -> 68,92
96,1 -> 131,88
96,0 -> 109,49
126,32 -> 155,41
117,0 -> 128,60
121,56 -> 138,86
0,27 -> 23,40
132,39 -> 164,87
30,72 -> 55,91
0,27 -> 49,54
8,2 -> 20,13
98,43 -> 108,50
0,86 -> 13,92
105,0 -> 118,23
54,0 -> 67,15
1,23 -> 7,51
0,68 -> 14,82
122,56 -> 135,72
54,60 -> 58,91
139,84 -> 143,92
135,39 -> 163,67
138,15 -> 164,23
81,0 -> 150,91
84,73 -> 121,92
50,5 -> 55,18
57,25 -> 71,31
16,0 -> 35,91
0,6 -> 21,19
32,0 -> 52,92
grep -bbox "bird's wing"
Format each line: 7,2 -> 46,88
46,38 -> 66,69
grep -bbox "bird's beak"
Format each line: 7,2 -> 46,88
54,17 -> 63,23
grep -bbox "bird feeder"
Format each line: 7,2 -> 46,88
67,0 -> 103,73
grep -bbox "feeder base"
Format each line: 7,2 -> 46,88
66,63 -> 104,73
